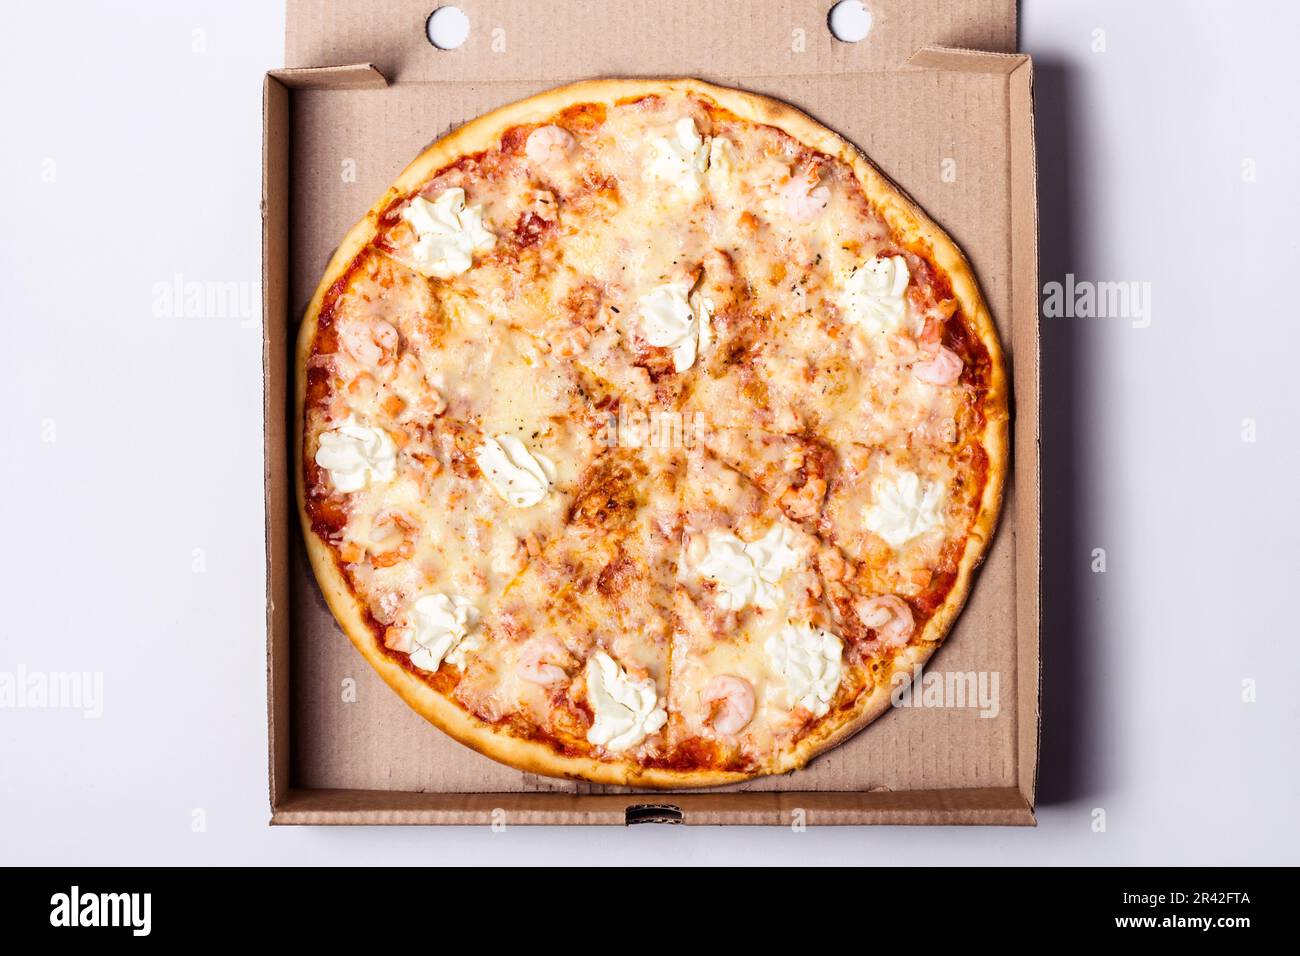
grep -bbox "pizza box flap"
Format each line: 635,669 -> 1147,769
268,63 -> 388,89
265,0 -> 1040,824
284,0 -> 1017,81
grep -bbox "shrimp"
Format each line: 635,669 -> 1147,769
817,545 -> 848,582
553,324 -> 593,358
911,345 -> 964,386
780,476 -> 827,520
854,594 -> 915,648
701,674 -> 756,735
525,125 -> 574,164
779,444 -> 829,520
781,168 -> 831,223
383,625 -> 412,653
526,188 -> 559,223
340,317 -> 400,371
368,510 -> 418,568
846,445 -> 873,476
517,636 -> 572,686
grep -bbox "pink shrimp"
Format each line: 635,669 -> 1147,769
912,345 -> 964,386
701,674 -> 756,735
383,625 -> 412,653
517,636 -> 571,686
368,510 -> 418,568
781,169 -> 831,223
340,317 -> 400,370
525,125 -> 574,164
854,594 -> 915,648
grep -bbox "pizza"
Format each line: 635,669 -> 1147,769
296,78 -> 1008,787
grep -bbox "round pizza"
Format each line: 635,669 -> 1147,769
296,78 -> 1008,787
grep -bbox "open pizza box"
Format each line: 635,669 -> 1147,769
262,0 -> 1040,825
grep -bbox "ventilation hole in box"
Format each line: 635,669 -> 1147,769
828,0 -> 873,43
625,804 -> 683,825
426,6 -> 470,50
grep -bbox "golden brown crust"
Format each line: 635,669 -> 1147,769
295,77 -> 1009,789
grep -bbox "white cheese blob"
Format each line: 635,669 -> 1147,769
474,435 -> 556,508
638,281 -> 712,372
864,469 -> 945,547
314,417 -> 397,493
645,117 -> 709,197
406,593 -> 479,672
584,651 -> 668,752
765,624 -> 844,718
693,523 -> 805,611
840,255 -> 911,335
400,187 -> 496,278
707,136 -> 733,179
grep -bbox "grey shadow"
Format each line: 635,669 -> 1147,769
1034,58 -> 1103,805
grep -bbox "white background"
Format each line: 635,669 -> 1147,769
2,0 -> 1297,865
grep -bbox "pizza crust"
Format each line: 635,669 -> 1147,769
295,78 -> 1009,789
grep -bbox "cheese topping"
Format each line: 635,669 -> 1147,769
314,418 -> 397,492
401,188 -> 496,278
444,632 -> 483,670
638,281 -> 712,372
406,593 -> 480,672
840,255 -> 911,335
864,469 -> 945,547
645,117 -> 709,197
474,435 -> 556,507
693,524 -> 805,610
765,624 -> 844,718
584,651 -> 668,752
707,136 -> 733,179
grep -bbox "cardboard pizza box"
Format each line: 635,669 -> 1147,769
262,0 -> 1040,825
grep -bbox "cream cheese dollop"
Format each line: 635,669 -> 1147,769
645,117 -> 709,197
474,435 -> 556,508
864,469 -> 945,547
840,255 -> 911,335
638,281 -> 712,372
765,624 -> 844,718
406,593 -> 479,673
314,417 -> 397,493
584,651 -> 668,752
693,524 -> 805,611
400,187 -> 496,278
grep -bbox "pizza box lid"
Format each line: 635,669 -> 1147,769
263,0 -> 1040,825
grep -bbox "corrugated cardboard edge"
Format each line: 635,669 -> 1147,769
264,63 -> 391,814
270,62 -> 388,89
1007,55 -> 1043,813
911,45 -> 1041,817
271,786 -> 1033,826
262,51 -> 1041,826
263,73 -> 291,813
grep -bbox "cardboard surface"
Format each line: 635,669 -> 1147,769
263,0 -> 1039,824
284,0 -> 1018,79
